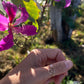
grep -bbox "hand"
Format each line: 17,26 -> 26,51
0,49 -> 73,84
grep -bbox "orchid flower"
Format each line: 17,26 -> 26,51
54,0 -> 71,8
0,1 -> 37,51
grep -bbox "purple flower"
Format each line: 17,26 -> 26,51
54,0 -> 71,8
0,1 -> 37,51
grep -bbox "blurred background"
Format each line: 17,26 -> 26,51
0,0 -> 84,84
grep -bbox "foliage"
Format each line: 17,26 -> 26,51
11,0 -> 40,28
0,0 -> 81,31
23,0 -> 40,20
53,0 -> 65,8
0,0 -> 84,83
62,6 -> 82,29
11,0 -> 40,20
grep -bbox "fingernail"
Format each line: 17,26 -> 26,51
64,60 -> 73,69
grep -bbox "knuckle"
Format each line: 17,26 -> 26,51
57,49 -> 62,53
30,49 -> 41,55
57,49 -> 64,56
54,48 -> 62,53
31,49 -> 38,52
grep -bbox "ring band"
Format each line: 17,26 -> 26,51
48,64 -> 56,77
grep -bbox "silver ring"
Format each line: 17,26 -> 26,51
48,64 -> 56,77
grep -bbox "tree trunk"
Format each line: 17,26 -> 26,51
50,0 -> 81,42
50,6 -> 63,42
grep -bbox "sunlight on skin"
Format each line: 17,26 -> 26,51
0,49 -> 73,84
8,71 -> 21,84
31,68 -> 36,77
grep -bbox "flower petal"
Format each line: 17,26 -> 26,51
0,14 -> 8,31
14,7 -> 29,25
14,25 -> 37,36
2,1 -> 17,23
0,23 -> 8,31
64,0 -> 71,8
0,30 -> 14,51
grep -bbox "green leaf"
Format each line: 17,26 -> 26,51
23,0 -> 40,20
28,15 -> 35,22
33,21 -> 39,32
11,0 -> 40,21
11,0 -> 24,7
24,0 -> 30,2
4,30 -> 9,34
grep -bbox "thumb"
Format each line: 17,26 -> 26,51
34,60 -> 73,82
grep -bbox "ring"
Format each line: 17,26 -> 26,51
48,64 -> 56,77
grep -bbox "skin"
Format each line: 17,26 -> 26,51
0,49 -> 73,84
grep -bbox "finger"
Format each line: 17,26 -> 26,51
45,72 -> 68,84
54,74 -> 66,84
34,60 -> 73,82
29,49 -> 66,66
45,78 -> 54,84
31,49 -> 65,61
45,74 -> 65,84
